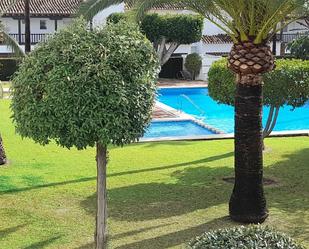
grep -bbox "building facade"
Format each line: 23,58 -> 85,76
1,1 -> 307,80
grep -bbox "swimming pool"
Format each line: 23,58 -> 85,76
143,120 -> 216,140
158,87 -> 309,133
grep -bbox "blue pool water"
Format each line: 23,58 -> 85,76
143,121 -> 215,139
158,87 -> 309,134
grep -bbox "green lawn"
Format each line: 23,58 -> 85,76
0,99 -> 308,249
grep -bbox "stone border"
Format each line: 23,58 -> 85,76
140,131 -> 309,143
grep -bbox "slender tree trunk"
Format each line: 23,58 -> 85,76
0,134 -> 7,165
96,143 -> 108,249
24,0 -> 31,53
229,81 -> 268,223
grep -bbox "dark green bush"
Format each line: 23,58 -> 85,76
0,58 -> 20,81
288,36 -> 309,60
108,12 -> 203,45
208,58 -> 309,108
11,19 -> 159,149
189,225 -> 305,249
185,53 -> 202,80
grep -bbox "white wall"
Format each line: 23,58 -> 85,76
93,3 -> 125,27
0,16 -> 74,34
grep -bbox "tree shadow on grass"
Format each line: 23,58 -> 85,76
0,224 -> 27,238
22,236 -> 62,249
0,152 -> 233,195
264,148 -> 309,243
114,216 -> 237,249
265,148 -> 309,212
81,165 -> 233,221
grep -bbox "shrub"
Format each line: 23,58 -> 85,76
185,53 -> 202,80
189,225 -> 305,249
208,58 -> 309,108
0,58 -> 20,81
288,36 -> 309,60
208,58 -> 309,137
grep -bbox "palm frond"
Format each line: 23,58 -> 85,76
78,0 -> 124,20
134,0 -> 306,44
0,23 -> 25,56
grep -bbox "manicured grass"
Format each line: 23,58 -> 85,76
0,99 -> 308,249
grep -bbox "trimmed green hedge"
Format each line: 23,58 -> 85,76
208,58 -> 309,108
0,58 -> 20,81
189,225 -> 305,249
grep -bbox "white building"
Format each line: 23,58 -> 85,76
0,1 -> 307,80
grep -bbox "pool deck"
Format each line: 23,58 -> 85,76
158,79 -> 208,88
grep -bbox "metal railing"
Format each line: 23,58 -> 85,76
276,32 -> 308,43
8,33 -> 51,45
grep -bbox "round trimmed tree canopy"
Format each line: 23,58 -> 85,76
11,19 -> 159,149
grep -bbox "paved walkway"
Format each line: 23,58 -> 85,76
152,105 -> 178,119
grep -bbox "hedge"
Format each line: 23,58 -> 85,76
189,225 -> 305,249
0,58 -> 20,81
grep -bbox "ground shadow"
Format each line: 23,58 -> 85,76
0,152 -> 233,196
265,148 -> 309,212
114,216 -> 237,249
0,224 -> 27,238
81,164 -> 233,221
23,236 -> 62,249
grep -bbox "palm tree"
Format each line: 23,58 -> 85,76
80,0 -> 305,225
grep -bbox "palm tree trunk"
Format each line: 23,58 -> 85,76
96,143 -> 108,249
0,134 -> 7,165
24,0 -> 31,53
228,42 -> 274,223
229,81 -> 267,223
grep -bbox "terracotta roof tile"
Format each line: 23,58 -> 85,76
202,34 -> 233,44
0,0 -> 82,17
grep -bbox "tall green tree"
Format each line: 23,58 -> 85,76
80,0 -> 306,223
108,12 -> 203,66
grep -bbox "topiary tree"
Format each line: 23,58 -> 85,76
107,12 -> 203,66
185,53 -> 202,80
208,58 -> 309,139
189,225 -> 305,249
288,36 -> 309,60
11,19 -> 159,249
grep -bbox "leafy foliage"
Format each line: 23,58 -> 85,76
288,36 -> 309,60
208,58 -> 309,108
188,225 -> 305,249
0,58 -> 20,81
108,12 -> 203,45
185,53 -> 202,80
11,19 -> 159,150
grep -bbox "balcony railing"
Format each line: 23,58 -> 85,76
8,33 -> 51,45
6,32 -> 308,46
276,32 -> 308,43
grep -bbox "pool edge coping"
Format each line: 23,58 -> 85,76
140,130 -> 309,143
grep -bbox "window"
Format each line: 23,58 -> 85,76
40,20 -> 47,30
